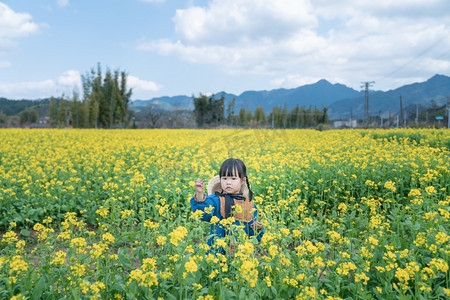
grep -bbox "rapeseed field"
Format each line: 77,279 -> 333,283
0,128 -> 449,299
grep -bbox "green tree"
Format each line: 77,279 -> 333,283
210,94 -> 225,126
57,96 -> 68,127
304,105 -> 312,127
322,106 -> 329,124
95,66 -> 109,128
299,106 -> 307,128
227,97 -> 235,126
193,94 -> 225,127
116,70 -> 133,126
193,94 -> 208,127
237,107 -> 252,127
80,63 -> 133,128
246,107 -> 253,126
0,111 -> 7,124
49,96 -> 58,127
103,68 -> 114,128
254,105 -> 266,127
19,108 -> 38,125
71,91 -> 80,128
269,105 -> 284,128
89,93 -> 99,128
290,105 -> 300,128
282,102 -> 288,128
80,100 -> 90,128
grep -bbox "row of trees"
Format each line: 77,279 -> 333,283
49,64 -> 133,128
193,94 -> 329,128
0,99 -> 48,127
270,104 -> 328,128
193,94 -> 225,127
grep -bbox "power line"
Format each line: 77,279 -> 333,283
376,38 -> 445,84
407,48 -> 450,77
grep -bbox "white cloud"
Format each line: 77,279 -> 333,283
57,70 -> 81,87
0,2 -> 40,56
0,38 -> 16,52
0,79 -> 56,99
56,0 -> 69,7
270,74 -> 351,90
128,75 -> 161,92
137,0 -> 320,69
0,71 -> 161,99
270,75 -> 324,89
173,0 -> 316,45
0,70 -> 80,99
0,3 -> 40,38
0,60 -> 11,68
137,0 -> 450,91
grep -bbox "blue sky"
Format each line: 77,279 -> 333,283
1,0 -> 450,100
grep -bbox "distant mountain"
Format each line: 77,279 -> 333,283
235,80 -> 362,110
132,74 -> 450,120
131,79 -> 363,115
328,74 -> 450,119
132,95 -> 193,111
0,98 -> 50,116
2,75 -> 448,121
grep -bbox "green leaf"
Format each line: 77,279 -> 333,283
118,231 -> 139,243
163,291 -> 177,300
117,248 -> 133,269
270,286 -> 278,296
71,288 -> 82,300
225,288 -> 237,298
239,287 -> 247,300
32,277 -> 47,299
20,229 -> 31,237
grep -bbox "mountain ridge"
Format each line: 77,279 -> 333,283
132,79 -> 364,116
328,74 -> 450,119
132,74 -> 450,119
2,75 -> 448,120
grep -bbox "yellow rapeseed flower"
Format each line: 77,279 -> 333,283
50,251 -> 67,266
91,282 -> 106,293
1,231 -> 18,244
185,258 -> 198,273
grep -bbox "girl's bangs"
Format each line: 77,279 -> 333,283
219,159 -> 245,178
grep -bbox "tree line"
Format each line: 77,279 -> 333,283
0,98 -> 48,127
49,64 -> 133,128
193,94 -> 329,128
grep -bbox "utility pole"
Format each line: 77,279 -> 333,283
447,99 -> 450,129
361,81 -> 375,126
399,96 -> 403,127
389,110 -> 391,127
272,112 -> 274,129
379,110 -> 382,128
416,104 -> 418,127
350,108 -> 353,128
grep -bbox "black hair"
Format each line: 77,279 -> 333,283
219,158 -> 253,200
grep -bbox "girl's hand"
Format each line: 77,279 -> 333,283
194,178 -> 205,193
229,238 -> 236,256
251,221 -> 263,231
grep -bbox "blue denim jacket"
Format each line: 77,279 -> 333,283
190,194 -> 265,254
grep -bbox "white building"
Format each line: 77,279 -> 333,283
333,119 -> 357,128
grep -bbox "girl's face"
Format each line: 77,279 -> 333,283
220,169 -> 246,194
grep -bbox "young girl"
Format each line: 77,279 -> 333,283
191,158 -> 264,255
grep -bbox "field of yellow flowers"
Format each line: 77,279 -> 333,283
0,128 -> 449,299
